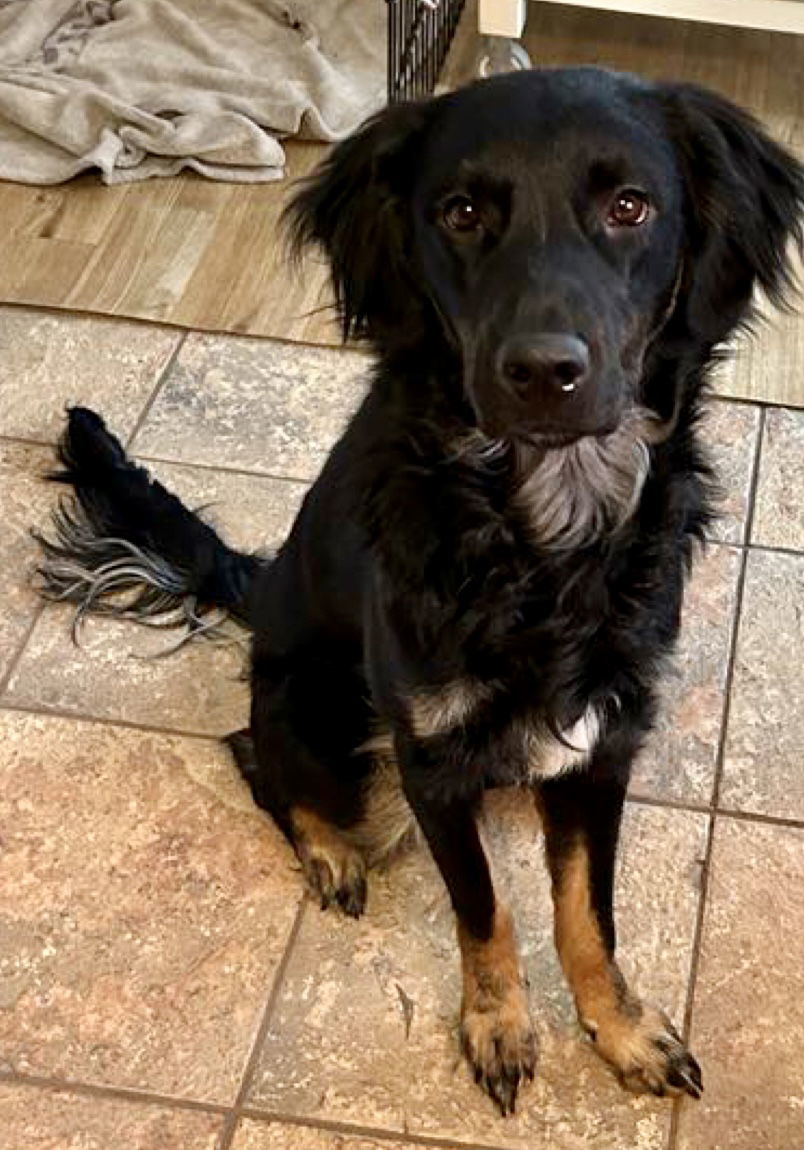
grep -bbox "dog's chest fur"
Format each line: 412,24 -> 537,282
357,399 -> 702,805
409,679 -> 604,780
370,425 -> 669,678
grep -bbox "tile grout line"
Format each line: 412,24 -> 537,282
237,1106 -> 531,1150
216,897 -> 308,1150
124,330 -> 188,451
0,697 -> 236,744
0,355 -> 73,695
711,403 -> 765,821
0,430 -> 315,489
162,326 -> 369,359
629,788 -> 804,831
747,540 -> 804,560
0,602 -> 46,699
709,392 -> 792,412
0,429 -> 312,493
0,1068 -> 231,1117
739,404 -> 763,547
626,792 -> 711,818
668,405 -> 766,1150
133,452 -> 313,489
0,432 -> 54,449
714,806 -> 804,831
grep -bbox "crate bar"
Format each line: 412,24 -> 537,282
386,0 -> 467,103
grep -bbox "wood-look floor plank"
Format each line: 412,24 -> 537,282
0,234 -> 96,305
65,179 -> 186,315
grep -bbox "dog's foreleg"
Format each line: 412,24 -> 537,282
539,769 -> 703,1099
400,760 -> 537,1116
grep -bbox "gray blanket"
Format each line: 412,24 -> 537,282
0,0 -> 386,184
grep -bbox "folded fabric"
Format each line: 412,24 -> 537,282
0,0 -> 387,183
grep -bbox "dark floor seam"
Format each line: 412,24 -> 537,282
124,330 -> 188,451
668,404 -> 766,1149
0,697 -> 234,742
133,452 -> 312,488
0,1068 -> 230,1115
216,898 -> 308,1150
238,1105 -> 532,1150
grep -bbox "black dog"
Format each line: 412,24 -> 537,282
37,68 -> 803,1116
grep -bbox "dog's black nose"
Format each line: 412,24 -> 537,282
499,334 -> 590,398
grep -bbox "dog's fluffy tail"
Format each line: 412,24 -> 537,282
34,407 -> 263,644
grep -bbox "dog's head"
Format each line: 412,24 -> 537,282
287,69 -> 803,444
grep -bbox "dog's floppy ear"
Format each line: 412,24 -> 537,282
660,83 -> 804,343
284,101 -> 431,343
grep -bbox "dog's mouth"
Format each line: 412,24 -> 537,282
512,428 -> 593,450
486,421 -> 622,453
470,381 -> 627,450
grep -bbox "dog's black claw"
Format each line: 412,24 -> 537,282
487,1073 -> 518,1118
504,1078 -> 520,1116
301,844 -> 367,919
336,872 -> 367,918
668,1055 -> 703,1099
493,1080 -> 514,1117
463,1020 -> 536,1117
662,1032 -> 703,1100
606,1008 -> 703,1101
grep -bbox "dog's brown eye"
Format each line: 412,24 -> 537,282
608,188 -> 651,228
442,195 -> 482,234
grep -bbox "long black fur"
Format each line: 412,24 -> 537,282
36,69 -> 803,1115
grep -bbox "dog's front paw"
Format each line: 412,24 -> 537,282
291,808 -> 368,918
585,1004 -> 702,1099
461,987 -> 538,1116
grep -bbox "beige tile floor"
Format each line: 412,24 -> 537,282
0,305 -> 803,1150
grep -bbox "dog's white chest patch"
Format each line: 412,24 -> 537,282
515,412 -> 652,551
524,707 -> 602,780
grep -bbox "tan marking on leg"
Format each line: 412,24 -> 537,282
553,843 -> 702,1098
553,844 -> 633,1028
407,678 -> 491,739
459,905 -> 537,1115
290,806 -> 367,918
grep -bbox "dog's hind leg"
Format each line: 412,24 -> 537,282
229,653 -> 374,918
286,805 -> 368,919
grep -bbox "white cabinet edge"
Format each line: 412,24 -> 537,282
528,0 -> 804,35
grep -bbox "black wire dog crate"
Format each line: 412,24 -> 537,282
386,0 -> 467,102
